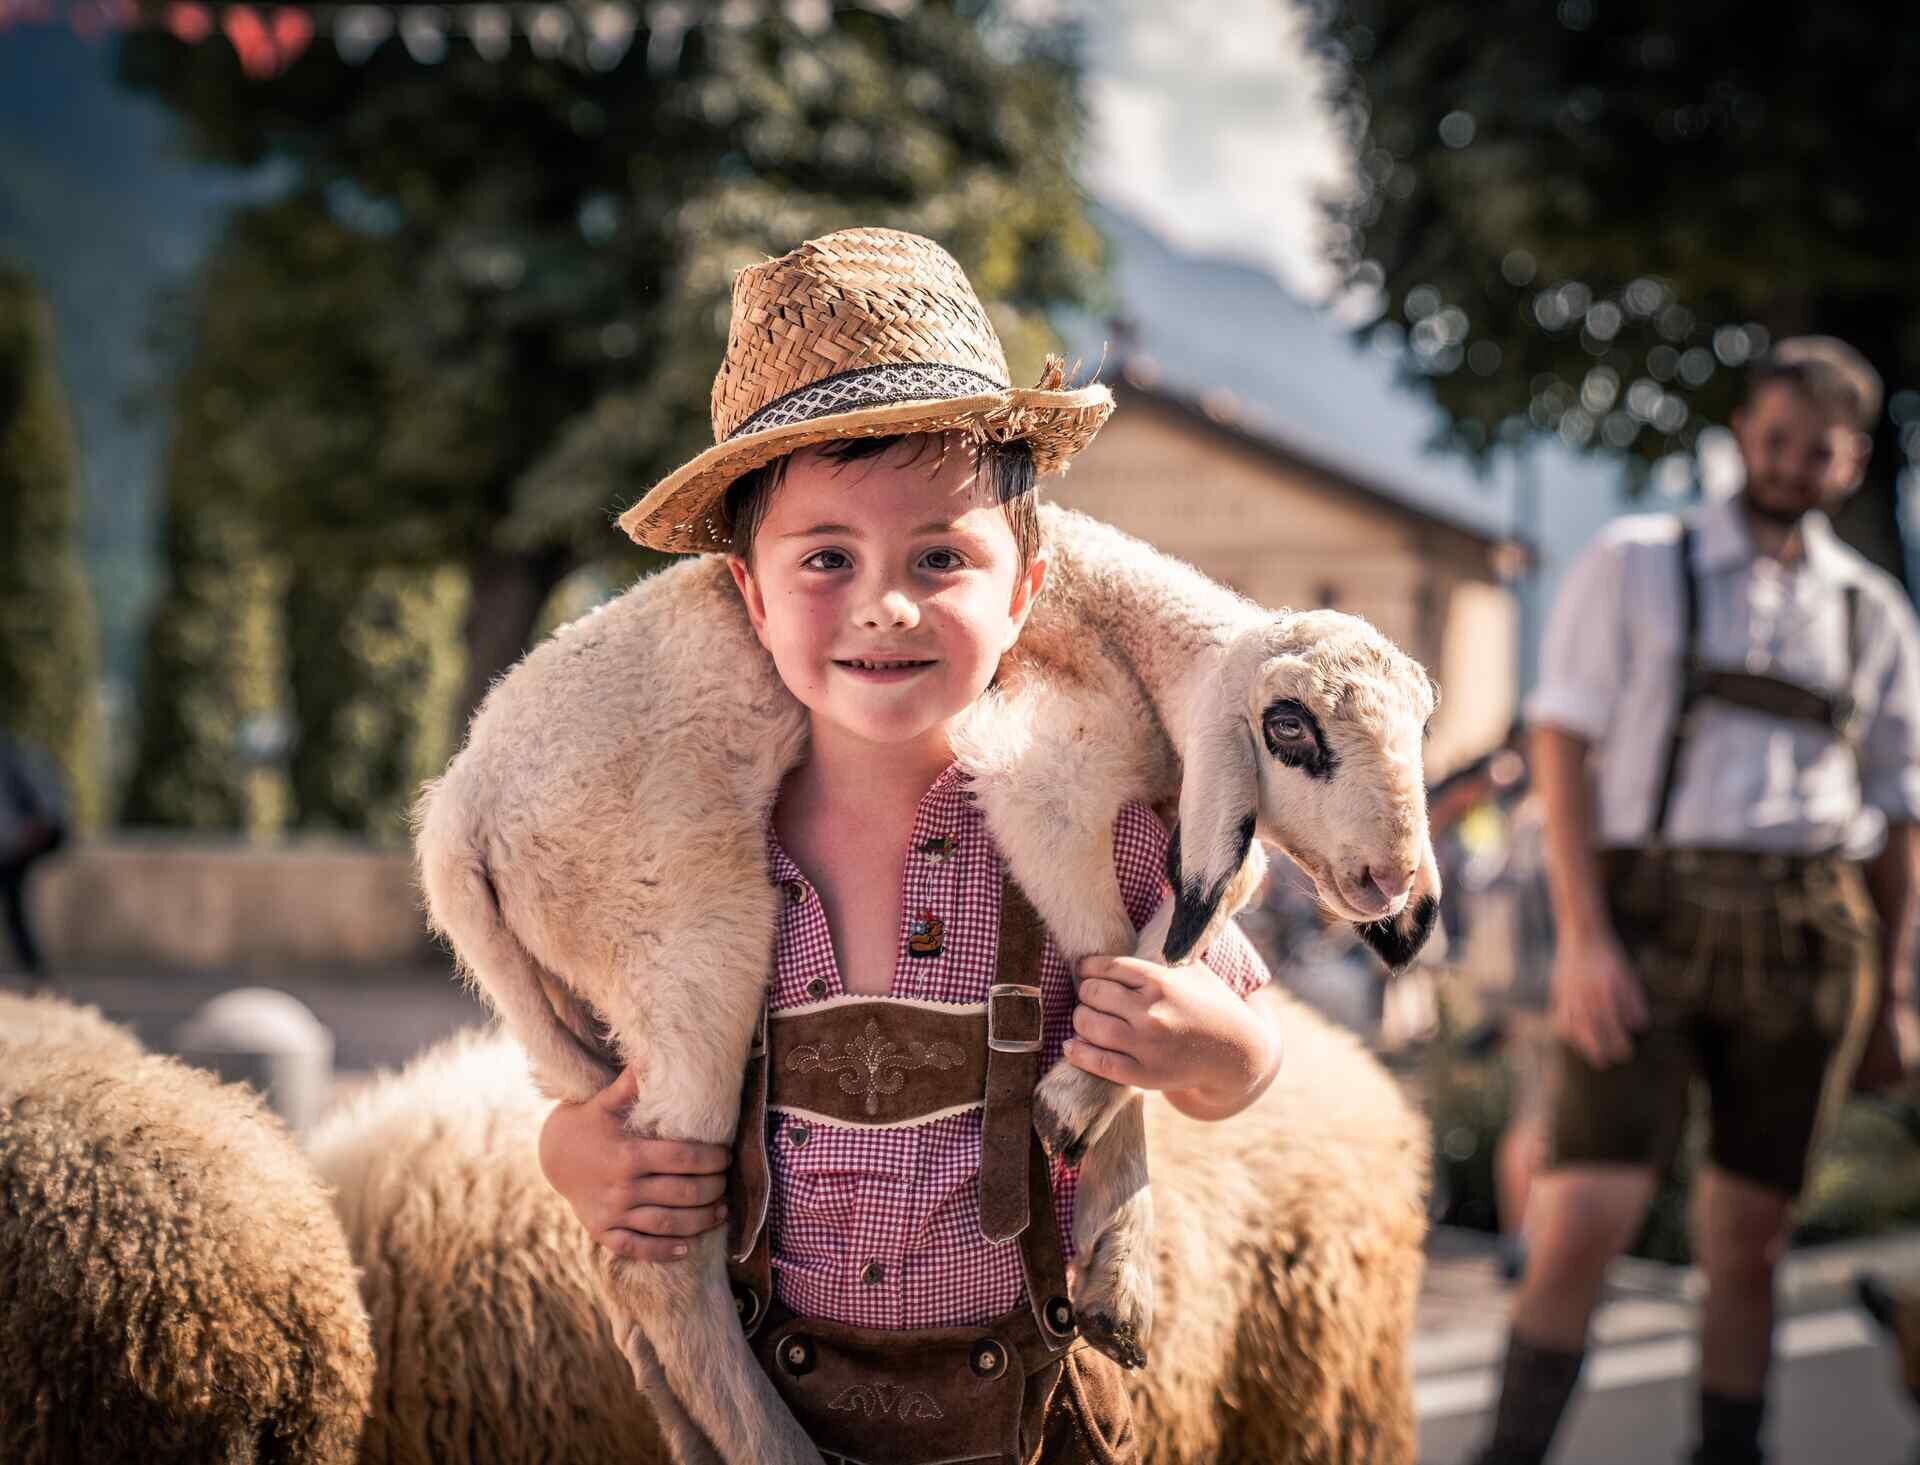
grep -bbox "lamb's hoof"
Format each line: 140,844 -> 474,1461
1033,1062 -> 1121,1166
1077,1308 -> 1149,1371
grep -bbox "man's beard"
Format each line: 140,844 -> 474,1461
1739,486 -> 1812,528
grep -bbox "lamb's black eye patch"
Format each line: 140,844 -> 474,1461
1261,698 -> 1336,780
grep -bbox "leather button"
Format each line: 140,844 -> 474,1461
969,1340 -> 1006,1377
787,1122 -> 810,1149
782,878 -> 808,906
804,977 -> 827,1000
732,1283 -> 761,1330
779,1334 -> 815,1376
859,1259 -> 885,1285
1044,1295 -> 1075,1336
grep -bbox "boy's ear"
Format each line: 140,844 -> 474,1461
1006,550 -> 1049,645
726,554 -> 773,650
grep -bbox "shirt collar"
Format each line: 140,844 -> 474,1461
1690,493 -> 1853,582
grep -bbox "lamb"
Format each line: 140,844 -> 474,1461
414,503 -> 1439,1464
310,998 -> 1427,1464
0,991 -> 375,1464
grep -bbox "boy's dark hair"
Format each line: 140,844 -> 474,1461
722,433 -> 1040,568
1746,335 -> 1883,431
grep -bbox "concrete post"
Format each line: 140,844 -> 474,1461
171,987 -> 334,1132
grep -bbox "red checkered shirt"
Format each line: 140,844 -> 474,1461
763,763 -> 1270,1329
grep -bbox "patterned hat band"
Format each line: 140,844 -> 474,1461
727,361 -> 1009,441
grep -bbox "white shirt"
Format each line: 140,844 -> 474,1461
1525,495 -> 1920,854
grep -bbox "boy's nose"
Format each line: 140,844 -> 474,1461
859,589 -> 919,629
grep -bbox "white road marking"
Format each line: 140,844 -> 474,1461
1415,1309 -> 1880,1420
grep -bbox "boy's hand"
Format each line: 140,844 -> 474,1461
1064,955 -> 1280,1117
537,1065 -> 731,1263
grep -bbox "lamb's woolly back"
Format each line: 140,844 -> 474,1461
0,1015 -> 374,1464
307,1029 -> 653,1465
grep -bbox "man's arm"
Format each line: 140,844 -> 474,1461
1534,723 -> 1648,1067
1858,821 -> 1920,1084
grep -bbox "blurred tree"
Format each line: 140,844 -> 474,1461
0,266 -> 103,830
120,339 -> 288,835
120,0 -> 1104,753
283,562 -> 466,846
1312,0 -> 1919,578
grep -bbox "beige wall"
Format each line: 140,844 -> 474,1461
1051,396 -> 1514,774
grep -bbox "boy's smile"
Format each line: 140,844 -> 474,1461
727,434 -> 1046,766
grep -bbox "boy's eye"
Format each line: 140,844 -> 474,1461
920,548 -> 965,571
801,548 -> 850,571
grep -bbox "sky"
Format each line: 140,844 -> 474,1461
1080,0 -> 1352,301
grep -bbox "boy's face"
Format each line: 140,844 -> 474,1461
1732,380 -> 1867,521
727,437 -> 1046,754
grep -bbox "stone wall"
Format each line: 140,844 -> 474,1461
32,836 -> 437,968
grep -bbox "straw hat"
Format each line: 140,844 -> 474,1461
617,227 -> 1115,553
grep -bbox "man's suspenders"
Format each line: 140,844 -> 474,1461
1647,522 -> 1862,844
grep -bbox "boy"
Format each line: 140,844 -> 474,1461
539,228 -> 1283,1462
1470,337 -> 1920,1465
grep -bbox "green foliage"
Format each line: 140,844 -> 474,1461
1309,1 -> 1918,572
120,346 -> 288,835
284,563 -> 466,847
119,1 -> 1106,743
0,265 -> 103,829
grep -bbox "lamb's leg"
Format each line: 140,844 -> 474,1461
618,1322 -> 725,1465
1033,1061 -> 1134,1166
1067,1092 -> 1155,1369
588,980 -> 823,1465
597,1190 -> 821,1465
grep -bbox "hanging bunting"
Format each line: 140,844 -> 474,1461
461,3 -> 511,62
583,2 -> 635,70
163,0 -> 212,42
523,3 -> 572,60
223,5 -> 312,78
333,3 -> 391,63
645,0 -> 689,73
397,3 -> 446,63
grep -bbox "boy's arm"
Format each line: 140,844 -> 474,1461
1067,918 -> 1281,1124
538,1065 -> 732,1262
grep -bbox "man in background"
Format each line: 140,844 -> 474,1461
1471,337 -> 1920,1465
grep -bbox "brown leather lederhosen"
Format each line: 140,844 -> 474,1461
723,875 -> 1136,1465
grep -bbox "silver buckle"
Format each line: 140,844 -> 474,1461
987,982 -> 1042,1053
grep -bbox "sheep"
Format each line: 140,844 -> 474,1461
0,990 -> 375,1465
311,996 -> 1426,1464
305,1029 -> 658,1464
414,502 -> 1438,1464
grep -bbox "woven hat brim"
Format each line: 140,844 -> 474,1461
618,382 -> 1114,553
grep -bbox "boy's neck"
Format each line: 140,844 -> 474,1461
787,716 -> 956,829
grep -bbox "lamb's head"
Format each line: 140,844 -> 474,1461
1167,608 -> 1441,971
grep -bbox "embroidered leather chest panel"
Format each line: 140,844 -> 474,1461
768,988 -> 1041,1130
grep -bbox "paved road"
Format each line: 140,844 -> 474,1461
1417,1229 -> 1920,1465
2,959 -> 491,1075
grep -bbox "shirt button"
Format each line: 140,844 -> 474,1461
782,879 -> 808,906
804,977 -> 827,1000
860,1259 -> 885,1285
787,1122 -> 810,1149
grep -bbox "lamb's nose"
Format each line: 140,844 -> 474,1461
1360,865 -> 1415,909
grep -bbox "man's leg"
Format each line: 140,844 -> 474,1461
1687,1165 -> 1792,1465
1472,1164 -> 1657,1465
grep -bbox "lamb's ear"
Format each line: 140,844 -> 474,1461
1164,713 -> 1259,966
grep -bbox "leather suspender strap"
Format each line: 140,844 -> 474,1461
979,879 -> 1046,1244
726,999 -> 771,1267
1648,523 -> 1699,845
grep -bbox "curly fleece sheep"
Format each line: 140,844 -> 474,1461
310,998 -> 1427,1464
0,991 -> 374,1465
